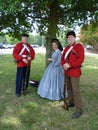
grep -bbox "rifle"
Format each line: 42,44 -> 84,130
23,65 -> 29,95
63,77 -> 69,110
23,46 -> 31,95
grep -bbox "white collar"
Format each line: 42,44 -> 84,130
55,49 -> 59,52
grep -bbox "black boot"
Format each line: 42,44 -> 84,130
67,103 -> 75,107
72,111 -> 82,118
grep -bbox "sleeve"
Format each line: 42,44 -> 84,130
69,44 -> 85,68
29,46 -> 35,60
60,49 -> 66,66
54,53 -> 62,67
13,44 -> 22,61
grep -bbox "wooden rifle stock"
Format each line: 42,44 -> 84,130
23,52 -> 31,95
63,77 -> 69,110
23,66 -> 29,95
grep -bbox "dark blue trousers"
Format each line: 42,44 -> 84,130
16,66 -> 30,94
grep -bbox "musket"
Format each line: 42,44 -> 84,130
23,52 -> 31,95
63,77 -> 69,110
23,65 -> 29,95
63,45 -> 78,110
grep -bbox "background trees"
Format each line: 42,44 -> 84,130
0,34 -> 42,45
80,22 -> 98,49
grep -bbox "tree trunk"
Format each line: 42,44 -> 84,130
45,1 -> 58,67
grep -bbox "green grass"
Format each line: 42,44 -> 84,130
0,54 -> 98,130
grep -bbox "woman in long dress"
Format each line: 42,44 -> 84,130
37,39 -> 64,100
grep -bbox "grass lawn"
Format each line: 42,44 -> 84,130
0,53 -> 98,130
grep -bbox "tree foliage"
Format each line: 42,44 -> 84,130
0,0 -> 98,65
0,35 -> 6,43
80,22 -> 98,49
0,34 -> 42,45
0,0 -> 98,37
28,34 -> 42,45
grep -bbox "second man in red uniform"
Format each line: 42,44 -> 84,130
61,31 -> 85,118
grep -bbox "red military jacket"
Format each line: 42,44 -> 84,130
13,42 -> 35,67
61,43 -> 85,77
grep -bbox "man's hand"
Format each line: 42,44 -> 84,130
63,63 -> 70,70
23,58 -> 29,64
27,56 -> 31,61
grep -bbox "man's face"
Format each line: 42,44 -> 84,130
21,36 -> 28,44
67,35 -> 76,45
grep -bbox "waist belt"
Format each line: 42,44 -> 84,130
22,55 -> 27,58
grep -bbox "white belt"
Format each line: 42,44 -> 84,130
22,55 -> 27,58
19,44 -> 30,56
64,46 -> 73,60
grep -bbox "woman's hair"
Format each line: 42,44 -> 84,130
51,38 -> 63,51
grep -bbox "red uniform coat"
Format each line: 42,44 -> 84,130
13,42 -> 35,67
61,43 -> 85,77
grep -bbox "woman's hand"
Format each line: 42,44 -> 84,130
47,58 -> 53,61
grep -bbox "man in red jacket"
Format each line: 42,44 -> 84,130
13,34 -> 35,97
61,31 -> 85,118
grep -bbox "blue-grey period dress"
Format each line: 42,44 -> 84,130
37,49 -> 64,100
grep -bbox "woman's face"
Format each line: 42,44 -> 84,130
52,42 -> 58,51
